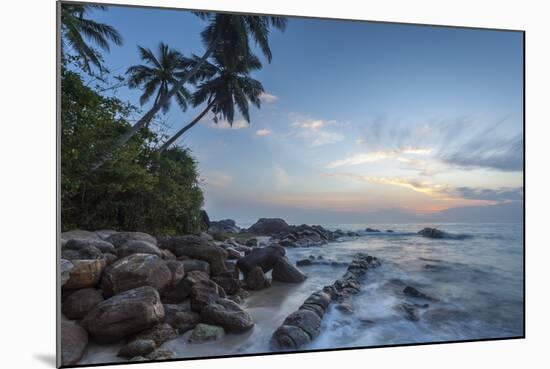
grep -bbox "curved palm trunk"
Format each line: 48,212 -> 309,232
93,35 -> 220,169
158,101 -> 215,154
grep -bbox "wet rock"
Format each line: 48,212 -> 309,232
236,245 -> 286,277
403,286 -> 436,301
248,218 -> 290,235
212,275 -> 241,295
106,231 -> 158,247
272,324 -> 311,349
146,349 -> 175,361
188,323 -> 225,343
272,257 -> 307,283
365,228 -> 381,233
63,259 -> 106,290
386,230 -> 394,233
335,303 -> 354,314
245,238 -> 258,247
163,304 -> 201,333
396,302 -> 420,321
81,286 -> 164,344
227,288 -> 250,305
118,339 -> 156,358
62,288 -> 104,320
296,259 -> 313,266
61,320 -> 88,366
244,266 -> 271,291
102,254 -> 172,297
117,240 -> 163,258
201,298 -> 255,333
418,227 -> 446,239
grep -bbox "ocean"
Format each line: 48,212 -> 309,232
80,223 -> 524,364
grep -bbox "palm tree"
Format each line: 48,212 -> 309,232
126,43 -> 193,116
158,52 -> 264,153
95,13 -> 286,168
60,4 -> 122,73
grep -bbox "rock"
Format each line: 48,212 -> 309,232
180,259 -> 210,274
188,323 -> 225,343
386,230 -> 394,233
61,230 -> 101,242
64,245 -> 104,260
160,249 -> 177,260
162,270 -> 210,303
245,238 -> 258,247
117,240 -> 163,258
101,254 -> 172,297
200,232 -> 214,242
64,239 -> 116,254
208,219 -> 241,234
272,325 -> 310,349
163,304 -> 201,333
62,288 -> 104,320
146,349 -> 175,361
225,247 -> 243,260
403,286 -> 436,301
212,275 -> 241,295
61,320 -> 88,366
162,235 -> 228,275
200,298 -> 254,333
244,266 -> 271,291
118,339 -> 156,358
247,218 -> 290,235
418,227 -> 446,239
61,259 -> 74,287
396,302 -> 420,321
272,257 -> 307,283
103,252 -> 118,266
365,228 -> 381,233
200,210 -> 210,231
81,286 -> 165,344
95,229 -> 119,240
296,259 -> 313,266
227,288 -> 250,305
302,291 -> 331,313
335,303 -> 354,314
63,259 -> 106,290
236,245 -> 286,277
165,260 -> 185,289
190,280 -> 226,312
106,231 -> 158,247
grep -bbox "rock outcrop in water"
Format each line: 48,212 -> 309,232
418,227 -> 446,238
271,253 -> 381,350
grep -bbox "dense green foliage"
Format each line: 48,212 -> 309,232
61,69 -> 205,235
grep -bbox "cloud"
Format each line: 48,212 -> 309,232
204,171 -> 232,188
259,92 -> 279,103
256,129 -> 272,136
291,117 -> 344,146
326,147 -> 432,168
274,166 -> 291,186
453,187 -> 523,202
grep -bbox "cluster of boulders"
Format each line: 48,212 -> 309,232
60,229 -> 308,365
245,218 -> 359,248
417,227 -> 447,239
271,253 -> 381,350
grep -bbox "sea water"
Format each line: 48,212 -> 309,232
80,223 -> 524,364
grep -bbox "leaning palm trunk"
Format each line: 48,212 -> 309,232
158,101 -> 215,154
93,36 -> 220,169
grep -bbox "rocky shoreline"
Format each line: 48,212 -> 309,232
60,218 -> 450,365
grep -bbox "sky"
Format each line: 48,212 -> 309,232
84,5 -> 524,225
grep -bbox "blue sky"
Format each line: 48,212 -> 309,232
84,5 -> 523,225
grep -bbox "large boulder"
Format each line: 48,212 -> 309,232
272,257 -> 307,283
117,240 -> 163,258
61,230 -> 101,243
63,259 -> 106,290
106,231 -> 158,248
81,286 -> 164,344
64,238 -> 116,254
179,259 -> 210,274
272,309 -> 321,349
165,260 -> 185,289
190,279 -> 226,312
118,323 -> 177,358
247,218 -> 290,235
161,235 -> 228,275
208,219 -> 241,234
212,275 -> 241,295
236,245 -> 286,277
163,303 -> 201,333
201,298 -> 254,333
162,270 -> 210,303
188,323 -> 225,343
62,288 -> 104,320
418,227 -> 446,239
118,339 -> 156,358
244,266 -> 271,291
101,254 -> 172,297
61,320 -> 88,366
62,245 -> 104,261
